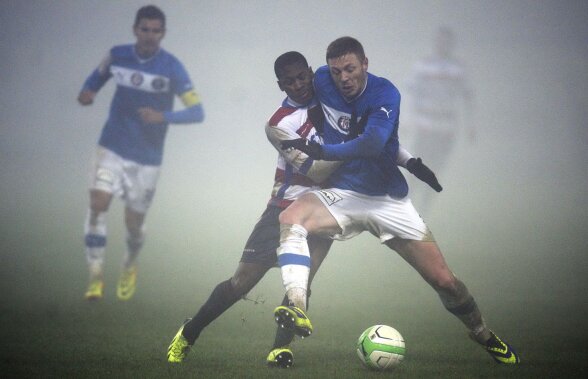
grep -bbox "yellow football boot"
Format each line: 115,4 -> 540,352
167,320 -> 192,363
117,265 -> 137,301
84,279 -> 104,301
273,305 -> 313,338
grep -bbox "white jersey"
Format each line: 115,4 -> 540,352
265,97 -> 341,209
406,56 -> 472,133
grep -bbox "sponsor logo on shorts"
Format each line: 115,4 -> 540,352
317,190 -> 342,205
96,168 -> 114,185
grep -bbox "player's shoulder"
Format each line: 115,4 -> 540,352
367,72 -> 400,101
268,104 -> 301,127
314,65 -> 331,85
110,44 -> 134,58
157,48 -> 182,64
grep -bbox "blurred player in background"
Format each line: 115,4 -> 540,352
167,51 -> 438,367
404,26 -> 475,212
277,37 -> 519,365
77,5 -> 204,301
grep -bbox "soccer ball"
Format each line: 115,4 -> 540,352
356,325 -> 405,370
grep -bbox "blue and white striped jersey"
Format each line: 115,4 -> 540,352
82,44 -> 198,165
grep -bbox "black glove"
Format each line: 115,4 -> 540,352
280,138 -> 323,159
407,157 -> 443,192
345,108 -> 370,142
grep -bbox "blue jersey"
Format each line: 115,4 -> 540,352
82,44 -> 195,165
314,65 -> 408,198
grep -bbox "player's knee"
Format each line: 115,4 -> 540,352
278,208 -> 298,225
431,272 -> 459,295
230,271 -> 258,295
125,212 -> 145,237
90,190 -> 111,213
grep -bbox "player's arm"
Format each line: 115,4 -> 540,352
139,58 -> 205,125
282,104 -> 397,162
138,89 -> 204,124
77,52 -> 113,106
265,121 -> 342,183
163,89 -> 204,123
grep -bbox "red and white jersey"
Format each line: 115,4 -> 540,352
265,97 -> 341,209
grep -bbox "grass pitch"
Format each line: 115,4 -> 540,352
1,266 -> 587,378
1,206 -> 587,378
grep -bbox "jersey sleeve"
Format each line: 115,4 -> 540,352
265,120 -> 341,183
170,58 -> 200,105
81,51 -> 113,92
163,57 -> 204,123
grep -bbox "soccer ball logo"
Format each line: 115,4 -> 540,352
356,325 -> 405,370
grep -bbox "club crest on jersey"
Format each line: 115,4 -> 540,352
151,77 -> 166,91
337,115 -> 351,132
317,190 -> 343,206
131,72 -> 144,86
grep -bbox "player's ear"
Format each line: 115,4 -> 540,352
277,80 -> 285,92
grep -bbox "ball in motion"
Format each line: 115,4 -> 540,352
356,325 -> 405,370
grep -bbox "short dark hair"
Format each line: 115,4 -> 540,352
274,51 -> 309,79
134,5 -> 166,28
326,36 -> 365,62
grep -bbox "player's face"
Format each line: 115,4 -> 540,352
133,18 -> 165,58
277,63 -> 314,105
327,53 -> 368,101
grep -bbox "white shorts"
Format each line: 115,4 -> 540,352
312,188 -> 434,243
89,147 -> 160,213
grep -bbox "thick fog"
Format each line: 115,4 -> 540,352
1,0 -> 587,321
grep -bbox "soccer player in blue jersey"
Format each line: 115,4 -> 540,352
77,5 -> 204,301
277,37 -> 520,365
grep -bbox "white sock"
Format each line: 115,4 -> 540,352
277,224 -> 310,310
84,210 -> 107,278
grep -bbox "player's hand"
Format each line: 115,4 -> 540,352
138,107 -> 165,124
280,138 -> 323,159
345,109 -> 370,142
407,158 -> 443,192
77,90 -> 95,106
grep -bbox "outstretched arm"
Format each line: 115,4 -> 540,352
266,121 -> 341,184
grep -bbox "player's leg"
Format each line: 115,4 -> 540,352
84,189 -> 112,300
386,238 -> 519,363
84,147 -> 122,300
272,193 -> 339,339
186,262 -> 271,343
168,261 -> 271,363
386,239 -> 489,335
116,207 -> 145,300
277,192 -> 340,311
169,206 -> 279,363
269,235 -> 332,360
117,162 -> 159,300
